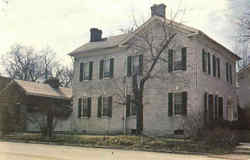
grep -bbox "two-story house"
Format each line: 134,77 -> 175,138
69,4 -> 240,136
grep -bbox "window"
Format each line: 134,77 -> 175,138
202,49 -> 208,72
79,62 -> 93,81
126,95 -> 136,117
174,93 -> 183,114
226,62 -> 233,84
168,47 -> 187,72
202,49 -> 211,75
100,58 -> 114,79
103,59 -> 111,77
168,92 -> 187,116
78,97 -> 91,118
206,94 -> 223,121
97,96 -> 112,117
127,55 -> 143,76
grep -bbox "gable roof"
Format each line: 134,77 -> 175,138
69,16 -> 240,60
69,34 -> 129,56
14,80 -> 72,100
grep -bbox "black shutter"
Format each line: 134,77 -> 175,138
127,56 -> 132,77
168,93 -> 173,116
226,62 -> 229,82
89,62 -> 93,80
182,47 -> 187,71
218,97 -> 223,120
168,49 -> 173,72
217,58 -> 220,78
99,60 -> 104,79
110,58 -> 114,78
214,95 -> 218,120
202,49 -> 206,72
139,55 -> 143,75
208,95 -> 214,121
182,92 -> 187,116
212,55 -> 216,77
126,95 -> 131,117
204,92 -> 208,124
97,96 -> 102,117
208,52 -> 211,75
78,98 -> 82,118
108,96 -> 112,117
87,97 -> 91,117
229,64 -> 232,84
80,63 -> 83,81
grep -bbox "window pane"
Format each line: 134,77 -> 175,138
173,50 -> 183,70
83,63 -> 89,80
103,59 -> 110,77
175,93 -> 183,114
132,56 -> 140,74
131,97 -> 137,115
83,98 -> 88,116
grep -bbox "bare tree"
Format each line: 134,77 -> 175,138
126,17 -> 184,134
1,44 -> 73,87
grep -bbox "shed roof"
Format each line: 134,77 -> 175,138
14,80 -> 72,100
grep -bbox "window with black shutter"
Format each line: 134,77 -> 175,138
97,96 -> 112,118
169,92 -> 187,116
127,55 -> 143,77
100,58 -> 114,79
80,62 -> 93,81
81,97 -> 92,118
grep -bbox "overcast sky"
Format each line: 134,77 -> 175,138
0,0 -> 248,66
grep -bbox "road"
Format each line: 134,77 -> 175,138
0,142 -> 249,160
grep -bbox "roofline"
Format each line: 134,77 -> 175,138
198,31 -> 241,61
68,45 -> 119,57
69,15 -> 241,61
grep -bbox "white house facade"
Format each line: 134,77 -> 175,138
69,4 -> 240,136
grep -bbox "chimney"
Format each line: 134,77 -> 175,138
151,4 -> 166,18
90,28 -> 103,42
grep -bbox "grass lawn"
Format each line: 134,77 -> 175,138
0,133 -> 236,154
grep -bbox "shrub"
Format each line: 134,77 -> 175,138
201,128 -> 239,148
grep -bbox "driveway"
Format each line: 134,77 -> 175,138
0,142 -> 249,160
